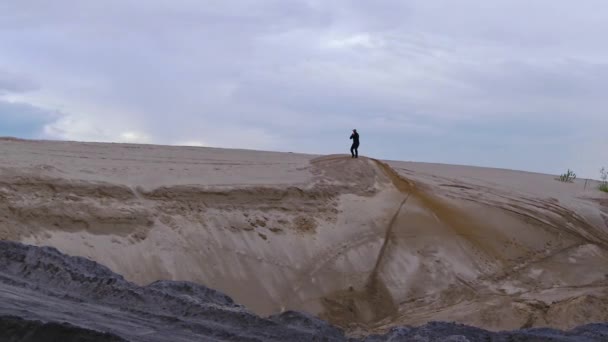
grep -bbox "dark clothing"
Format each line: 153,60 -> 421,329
350,132 -> 359,158
350,143 -> 358,158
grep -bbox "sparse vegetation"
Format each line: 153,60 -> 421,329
600,167 -> 608,192
558,169 -> 576,183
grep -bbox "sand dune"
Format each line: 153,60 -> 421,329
1,138 -> 607,334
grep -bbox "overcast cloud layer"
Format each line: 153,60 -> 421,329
1,0 -> 607,178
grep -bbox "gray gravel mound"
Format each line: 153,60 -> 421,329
0,315 -> 127,342
0,240 -> 606,341
363,322 -> 608,341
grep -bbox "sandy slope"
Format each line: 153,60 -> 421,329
1,138 -> 607,333
3,240 -> 606,342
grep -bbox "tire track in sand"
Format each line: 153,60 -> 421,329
367,193 -> 410,288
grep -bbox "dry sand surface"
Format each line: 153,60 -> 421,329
1,137 -> 607,334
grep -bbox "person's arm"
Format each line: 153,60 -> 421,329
350,134 -> 353,139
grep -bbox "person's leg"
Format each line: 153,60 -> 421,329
350,144 -> 355,158
355,144 -> 359,158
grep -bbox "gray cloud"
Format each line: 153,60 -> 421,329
0,71 -> 38,94
0,70 -> 58,138
0,1 -> 607,177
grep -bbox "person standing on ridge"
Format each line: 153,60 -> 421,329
350,129 -> 360,158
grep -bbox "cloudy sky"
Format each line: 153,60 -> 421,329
1,1 -> 607,177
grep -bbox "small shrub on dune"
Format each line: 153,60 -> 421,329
600,167 -> 608,192
558,169 -> 576,183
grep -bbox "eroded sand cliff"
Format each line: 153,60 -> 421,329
1,138 -> 607,335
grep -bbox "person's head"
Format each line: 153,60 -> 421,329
353,129 -> 357,133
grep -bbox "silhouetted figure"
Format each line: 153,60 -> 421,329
350,129 -> 359,158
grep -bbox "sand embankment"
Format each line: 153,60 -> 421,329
1,138 -> 607,333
